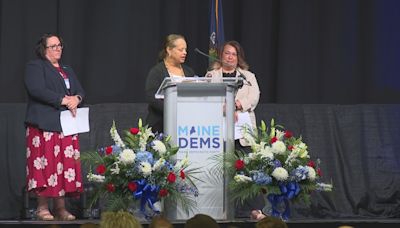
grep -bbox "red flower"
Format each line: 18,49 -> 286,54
270,137 -> 278,144
159,188 -> 168,197
106,183 -> 115,192
105,146 -> 113,155
96,164 -> 106,174
167,172 -> 176,183
235,160 -> 245,170
307,160 -> 315,168
317,168 -> 322,177
180,170 -> 186,180
287,145 -> 294,151
128,182 -> 138,192
284,130 -> 293,138
130,128 -> 139,135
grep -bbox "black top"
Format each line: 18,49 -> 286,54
24,59 -> 85,132
145,61 -> 195,133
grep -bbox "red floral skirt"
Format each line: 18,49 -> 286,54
26,126 -> 83,197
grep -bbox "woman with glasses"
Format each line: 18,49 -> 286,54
206,40 -> 263,219
145,34 -> 195,133
24,33 -> 85,221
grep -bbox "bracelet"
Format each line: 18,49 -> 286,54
76,95 -> 82,103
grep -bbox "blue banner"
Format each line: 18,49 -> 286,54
209,0 -> 225,63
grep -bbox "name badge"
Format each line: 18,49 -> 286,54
64,78 -> 70,89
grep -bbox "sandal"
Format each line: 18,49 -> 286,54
36,208 -> 54,221
54,208 -> 76,221
250,210 -> 267,220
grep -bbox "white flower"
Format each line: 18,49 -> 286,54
74,149 -> 80,160
58,189 -> 65,196
26,147 -> 31,158
259,146 -> 274,160
64,168 -> 76,182
243,131 -> 257,146
234,174 -> 253,183
138,128 -> 154,151
76,181 -> 82,188
272,167 -> 289,181
59,133 -> 64,139
119,149 -> 136,164
110,162 -> 120,175
272,141 -> 286,154
43,132 -> 53,141
57,162 -> 63,175
140,162 -> 152,176
72,135 -> 78,141
248,153 -> 257,160
34,156 -> 48,170
306,166 -> 316,181
87,173 -> 105,183
110,122 -> 126,148
28,178 -> 37,190
316,182 -> 333,191
48,174 -> 58,187
174,155 -> 189,171
64,145 -> 74,158
152,140 -> 167,155
26,127 -> 30,137
26,166 -> 29,176
275,129 -> 285,140
54,145 -> 60,157
293,142 -> 309,158
32,136 -> 40,148
153,158 -> 166,171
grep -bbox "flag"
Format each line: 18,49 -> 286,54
209,0 -> 225,64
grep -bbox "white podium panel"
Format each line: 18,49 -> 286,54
156,77 -> 241,220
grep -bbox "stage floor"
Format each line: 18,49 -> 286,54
1,219 -> 400,228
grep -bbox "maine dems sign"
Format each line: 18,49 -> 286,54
178,125 -> 221,150
176,99 -> 224,218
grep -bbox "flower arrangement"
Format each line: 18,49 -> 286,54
81,119 -> 198,219
227,119 -> 332,220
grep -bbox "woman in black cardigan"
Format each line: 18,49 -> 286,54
145,34 -> 195,133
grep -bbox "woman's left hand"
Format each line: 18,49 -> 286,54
64,95 -> 80,110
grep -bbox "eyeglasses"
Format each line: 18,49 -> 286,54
46,43 -> 63,51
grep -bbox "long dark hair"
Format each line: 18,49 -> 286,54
35,33 -> 64,60
158,34 -> 185,61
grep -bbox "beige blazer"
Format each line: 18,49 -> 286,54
206,68 -> 260,146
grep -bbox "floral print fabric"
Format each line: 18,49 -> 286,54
26,126 -> 83,197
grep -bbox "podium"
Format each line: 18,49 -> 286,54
155,77 -> 242,220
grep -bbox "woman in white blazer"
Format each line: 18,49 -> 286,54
206,40 -> 260,147
206,41 -> 263,219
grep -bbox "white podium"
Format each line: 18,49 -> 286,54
155,77 -> 241,220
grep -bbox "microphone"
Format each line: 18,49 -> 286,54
194,48 -> 252,87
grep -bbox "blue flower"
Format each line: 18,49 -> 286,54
155,133 -> 164,140
291,166 -> 308,181
136,151 -> 154,164
252,171 -> 272,185
272,159 -> 282,168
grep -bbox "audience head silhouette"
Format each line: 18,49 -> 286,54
184,214 -> 220,228
255,216 -> 288,228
